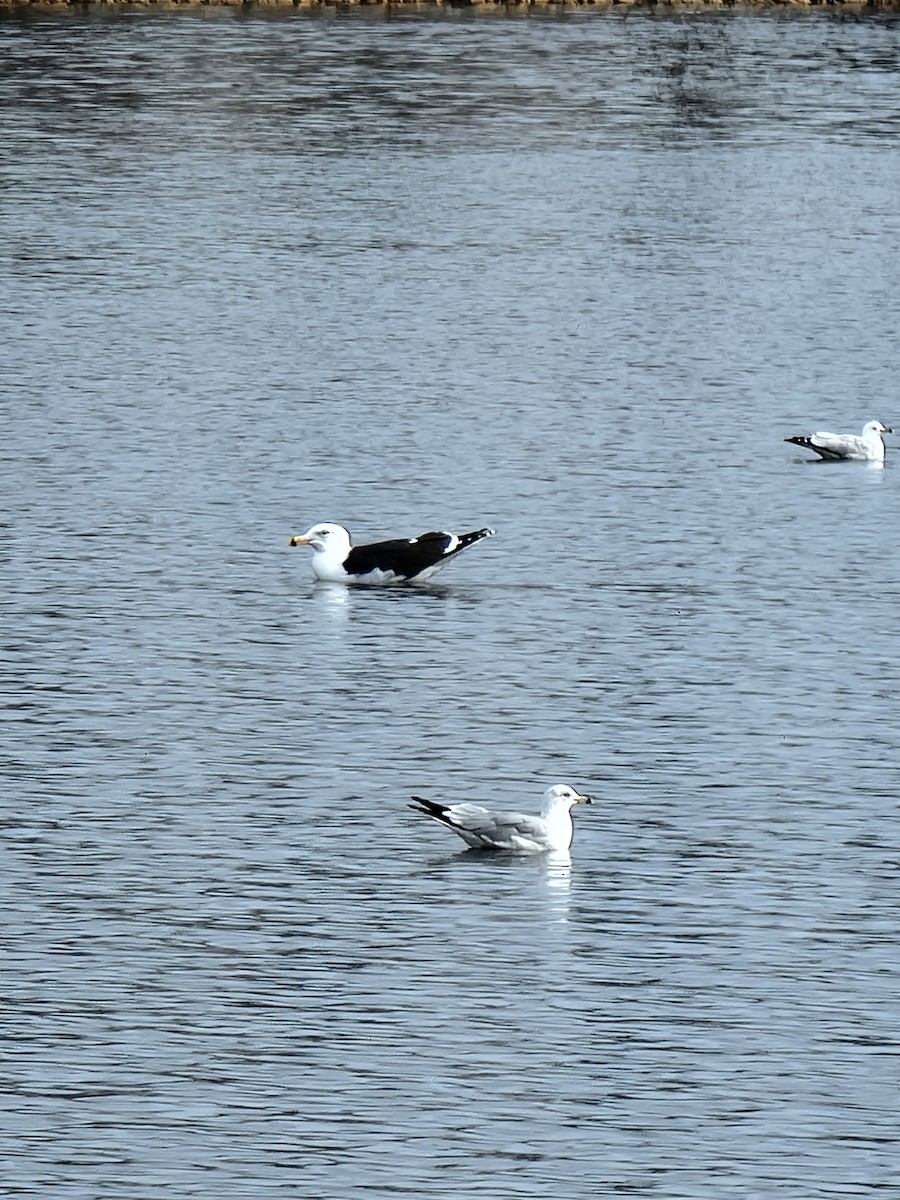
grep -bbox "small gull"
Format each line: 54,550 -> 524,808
409,784 -> 592,854
784,420 -> 892,462
289,522 -> 495,585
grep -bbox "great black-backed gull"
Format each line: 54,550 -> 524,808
785,420 -> 892,462
409,784 -> 592,854
289,522 -> 495,585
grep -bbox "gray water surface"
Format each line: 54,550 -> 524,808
2,10 -> 900,1199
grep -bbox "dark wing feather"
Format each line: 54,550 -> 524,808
345,528 -> 493,581
404,528 -> 495,578
784,436 -> 842,461
344,534 -> 450,579
409,795 -> 453,821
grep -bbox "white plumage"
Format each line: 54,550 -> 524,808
409,784 -> 592,854
785,420 -> 892,462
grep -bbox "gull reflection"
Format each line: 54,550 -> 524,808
544,850 -> 572,888
543,850 -> 572,923
310,580 -> 351,620
422,845 -> 575,925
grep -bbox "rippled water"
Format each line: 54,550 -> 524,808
2,9 -> 900,1198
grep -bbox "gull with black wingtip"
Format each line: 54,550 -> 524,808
409,784 -> 593,854
289,521 -> 495,585
785,420 -> 892,462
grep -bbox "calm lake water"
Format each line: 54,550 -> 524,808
2,8 -> 900,1198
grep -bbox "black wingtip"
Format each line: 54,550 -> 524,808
460,527 -> 495,544
410,794 -> 445,818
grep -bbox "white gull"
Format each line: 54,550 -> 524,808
409,784 -> 592,854
784,420 -> 892,462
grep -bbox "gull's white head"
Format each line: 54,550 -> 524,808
864,421 -> 892,436
540,784 -> 592,816
289,522 -> 351,553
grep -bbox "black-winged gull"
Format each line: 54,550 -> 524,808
784,420 -> 892,462
289,522 -> 495,585
409,784 -> 592,854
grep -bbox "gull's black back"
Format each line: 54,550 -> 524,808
344,528 -> 492,580
344,532 -> 454,580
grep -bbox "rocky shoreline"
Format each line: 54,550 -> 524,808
2,0 -> 899,12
